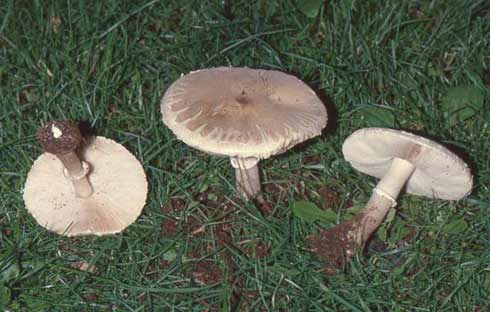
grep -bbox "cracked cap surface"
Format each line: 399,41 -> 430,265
161,67 -> 327,159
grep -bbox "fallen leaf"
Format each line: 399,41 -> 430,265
70,261 -> 97,273
441,85 -> 484,125
357,105 -> 395,127
0,259 -> 20,283
441,217 -> 468,235
49,16 -> 62,33
162,249 -> 177,262
0,283 -> 11,307
298,0 -> 323,18
291,201 -> 337,224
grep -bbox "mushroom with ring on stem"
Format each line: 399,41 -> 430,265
311,128 -> 473,263
160,67 -> 328,200
23,120 -> 148,236
37,120 -> 93,198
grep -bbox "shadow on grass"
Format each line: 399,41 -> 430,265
78,120 -> 97,138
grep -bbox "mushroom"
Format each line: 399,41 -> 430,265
161,67 -> 327,199
311,128 -> 473,264
37,120 -> 93,198
23,121 -> 148,236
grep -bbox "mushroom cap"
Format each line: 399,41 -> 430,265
23,136 -> 148,236
161,67 -> 327,159
342,128 -> 473,200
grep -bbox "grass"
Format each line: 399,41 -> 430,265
1,0 -> 489,310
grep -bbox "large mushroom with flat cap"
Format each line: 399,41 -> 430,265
310,128 -> 473,265
23,121 -> 148,236
161,67 -> 327,199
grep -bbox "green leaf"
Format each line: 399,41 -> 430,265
298,0 -> 323,18
388,218 -> 410,246
162,249 -> 177,262
427,62 -> 443,78
357,106 -> 395,127
272,264 -> 300,276
441,217 -> 468,235
482,271 -> 490,292
377,224 -> 388,242
343,203 -> 364,221
385,207 -> 397,224
198,183 -> 209,193
291,201 -> 337,223
0,259 -> 20,283
0,283 -> 11,307
441,86 -> 484,124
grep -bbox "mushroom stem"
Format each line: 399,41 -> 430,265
352,157 -> 416,244
56,152 -> 93,198
37,121 -> 94,199
311,157 -> 417,264
230,157 -> 261,199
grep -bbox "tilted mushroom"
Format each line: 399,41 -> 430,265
310,128 -> 473,264
161,67 -> 327,199
23,121 -> 148,236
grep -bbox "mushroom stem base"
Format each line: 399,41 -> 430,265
56,151 -> 93,198
310,157 -> 417,266
230,157 -> 261,199
351,157 -> 416,243
308,193 -> 394,267
351,192 -> 397,244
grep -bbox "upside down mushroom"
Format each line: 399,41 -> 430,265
23,121 -> 148,236
310,128 -> 473,265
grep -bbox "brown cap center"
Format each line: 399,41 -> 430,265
37,120 -> 82,154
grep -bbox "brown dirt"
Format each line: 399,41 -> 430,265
365,236 -> 388,255
159,194 -> 255,307
70,261 -> 97,273
160,219 -> 179,237
18,91 -> 29,105
83,293 -> 98,302
58,239 -> 91,256
138,292 -> 147,304
319,186 -> 353,211
261,180 -> 314,215
146,258 -> 172,280
318,186 -> 342,210
238,290 -> 268,311
246,241 -> 270,259
308,219 -> 360,270
474,305 -> 485,312
263,183 -> 289,204
302,155 -> 322,165
194,191 -> 209,203
213,221 -> 245,310
160,198 -> 186,214
254,195 -> 273,216
215,222 -> 233,246
187,215 -> 206,237
159,259 -> 170,269
193,261 -> 223,285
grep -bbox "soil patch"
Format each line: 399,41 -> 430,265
308,219 -> 360,271
160,219 -> 179,237
193,261 -> 223,285
246,241 -> 270,259
161,198 -> 186,214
